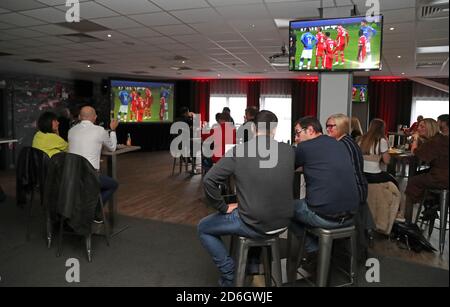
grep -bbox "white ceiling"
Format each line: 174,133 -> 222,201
0,0 -> 448,79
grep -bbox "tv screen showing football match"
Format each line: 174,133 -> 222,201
289,15 -> 383,71
352,84 -> 368,103
111,79 -> 175,123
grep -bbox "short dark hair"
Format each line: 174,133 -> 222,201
438,114 -> 449,126
295,116 -> 323,134
306,27 -> 310,32
222,107 -> 231,113
37,111 -> 58,133
245,107 -> 258,121
255,110 -> 278,134
179,106 -> 189,115
325,32 -> 331,37
215,112 -> 221,122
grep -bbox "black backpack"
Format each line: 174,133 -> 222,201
390,222 -> 437,253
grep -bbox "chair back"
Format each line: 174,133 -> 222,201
16,146 -> 50,205
44,152 -> 100,236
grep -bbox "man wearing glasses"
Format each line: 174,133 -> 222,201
292,116 -> 359,257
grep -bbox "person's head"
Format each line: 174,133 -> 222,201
318,27 -> 322,32
305,27 -> 310,32
244,106 -> 258,122
294,116 -> 323,144
37,111 -> 59,134
79,106 -> 97,123
359,29 -> 364,37
222,107 -> 231,114
255,110 -> 278,137
179,106 -> 189,116
325,32 -> 331,37
326,114 -> 349,140
218,112 -> 232,124
361,20 -> 367,26
417,118 -> 439,139
338,25 -> 343,30
359,118 -> 386,154
437,114 -> 449,135
215,112 -> 221,123
417,115 -> 424,122
351,117 -> 363,136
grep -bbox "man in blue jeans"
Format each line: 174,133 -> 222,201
292,116 -> 359,254
198,111 -> 295,287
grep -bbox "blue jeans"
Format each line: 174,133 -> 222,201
197,209 -> 266,286
292,198 -> 353,253
99,174 -> 118,204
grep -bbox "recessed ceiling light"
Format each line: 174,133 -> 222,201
217,74 -> 221,77
397,55 -> 402,58
389,27 -> 395,31
107,34 -> 112,38
251,24 -> 255,28
417,46 -> 449,54
87,65 -> 91,68
182,60 -> 185,64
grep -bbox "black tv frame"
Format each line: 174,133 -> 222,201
108,77 -> 177,125
288,15 -> 384,72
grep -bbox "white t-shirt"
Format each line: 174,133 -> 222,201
363,138 -> 388,174
68,120 -> 117,170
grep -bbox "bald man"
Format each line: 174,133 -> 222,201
68,106 -> 120,222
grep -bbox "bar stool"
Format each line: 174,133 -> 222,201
230,232 -> 284,287
287,224 -> 357,287
415,189 -> 449,255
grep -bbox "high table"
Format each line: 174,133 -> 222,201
387,148 -> 418,178
101,145 -> 141,232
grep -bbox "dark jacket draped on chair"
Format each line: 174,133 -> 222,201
44,152 -> 100,236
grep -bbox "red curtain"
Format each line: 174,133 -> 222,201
247,80 -> 261,108
192,80 -> 210,123
291,79 -> 318,121
369,79 -> 412,132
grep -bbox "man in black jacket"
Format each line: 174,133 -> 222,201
198,110 -> 295,287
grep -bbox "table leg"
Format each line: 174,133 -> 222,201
439,191 -> 449,255
107,154 -> 117,227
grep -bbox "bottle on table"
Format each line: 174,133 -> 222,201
126,133 -> 132,146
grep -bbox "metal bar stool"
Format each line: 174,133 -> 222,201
230,233 -> 284,287
287,225 -> 357,287
415,189 -> 449,255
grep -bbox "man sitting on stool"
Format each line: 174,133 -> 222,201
292,116 -> 359,262
198,110 -> 295,287
68,106 -> 119,222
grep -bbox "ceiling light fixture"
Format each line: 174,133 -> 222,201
416,46 -> 449,53
389,27 -> 395,31
401,72 -> 405,75
397,55 -> 402,58
87,65 -> 91,68
107,34 -> 112,38
182,60 -> 186,64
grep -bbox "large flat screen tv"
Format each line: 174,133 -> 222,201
111,79 -> 175,123
289,15 -> 383,72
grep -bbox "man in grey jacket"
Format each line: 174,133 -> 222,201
198,110 -> 295,287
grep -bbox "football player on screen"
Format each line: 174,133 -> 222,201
117,87 -> 130,121
360,19 -> 377,65
299,27 -> 317,70
324,32 -> 336,70
315,27 -> 326,69
335,25 -> 349,66
357,29 -> 367,64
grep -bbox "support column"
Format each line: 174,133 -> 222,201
317,5 -> 354,127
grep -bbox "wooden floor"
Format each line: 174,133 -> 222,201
1,150 -> 448,271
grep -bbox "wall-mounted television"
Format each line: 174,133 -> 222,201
110,79 -> 175,123
352,84 -> 368,102
289,15 -> 383,72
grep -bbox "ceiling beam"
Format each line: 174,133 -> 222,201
408,77 -> 449,93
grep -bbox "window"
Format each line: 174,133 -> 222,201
259,97 -> 292,143
411,99 -> 449,125
209,96 -> 247,126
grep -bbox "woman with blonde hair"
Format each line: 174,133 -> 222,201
326,114 -> 368,205
402,118 -> 449,223
350,117 -> 363,141
358,118 -> 398,187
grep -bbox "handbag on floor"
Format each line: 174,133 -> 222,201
390,222 -> 437,253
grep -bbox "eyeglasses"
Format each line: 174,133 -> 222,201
295,128 -> 307,136
326,124 -> 337,130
